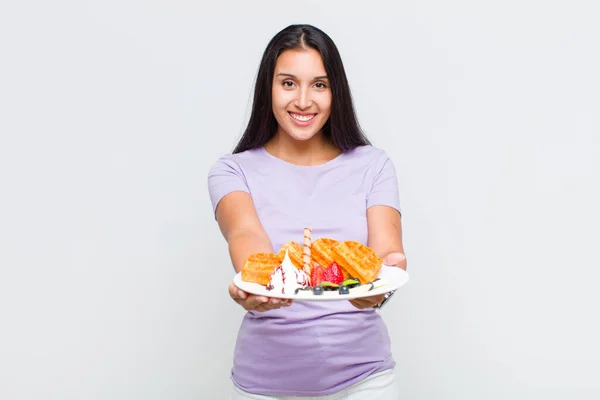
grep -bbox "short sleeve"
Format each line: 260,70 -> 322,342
366,152 -> 402,214
207,154 -> 250,217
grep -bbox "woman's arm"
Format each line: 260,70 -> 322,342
215,191 -> 274,273
215,191 -> 291,311
365,205 -> 407,270
349,205 -> 407,309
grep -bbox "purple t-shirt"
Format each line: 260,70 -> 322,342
208,145 -> 401,396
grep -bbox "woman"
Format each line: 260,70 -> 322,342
208,24 -> 407,399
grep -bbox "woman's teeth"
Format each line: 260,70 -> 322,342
290,113 -> 316,122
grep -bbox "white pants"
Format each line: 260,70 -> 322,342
230,369 -> 400,399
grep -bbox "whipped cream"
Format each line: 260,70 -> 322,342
266,249 -> 310,294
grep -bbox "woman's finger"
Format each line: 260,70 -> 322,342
349,299 -> 370,309
384,252 -> 406,266
228,282 -> 294,311
350,294 -> 384,309
244,295 -> 269,310
228,282 -> 246,300
257,297 -> 296,312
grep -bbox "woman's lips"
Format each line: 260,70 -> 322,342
289,112 -> 317,126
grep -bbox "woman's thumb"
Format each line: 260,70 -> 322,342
384,252 -> 406,266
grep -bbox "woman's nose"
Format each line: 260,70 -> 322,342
295,87 -> 312,109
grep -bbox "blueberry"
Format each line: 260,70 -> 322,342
339,286 -> 350,295
312,286 -> 324,295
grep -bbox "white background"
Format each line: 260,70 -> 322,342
1,1 -> 599,399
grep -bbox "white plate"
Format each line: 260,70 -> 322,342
233,265 -> 409,301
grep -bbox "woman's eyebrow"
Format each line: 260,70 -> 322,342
276,73 -> 329,80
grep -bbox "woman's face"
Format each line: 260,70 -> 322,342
271,48 -> 332,142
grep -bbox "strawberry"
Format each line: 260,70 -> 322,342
323,262 -> 344,285
311,263 -> 325,286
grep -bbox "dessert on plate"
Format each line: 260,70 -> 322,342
276,241 -> 304,270
265,249 -> 310,294
241,252 -> 282,286
240,228 -> 387,297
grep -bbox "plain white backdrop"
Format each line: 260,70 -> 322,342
1,1 -> 599,399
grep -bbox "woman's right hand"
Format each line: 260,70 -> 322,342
228,282 -> 292,312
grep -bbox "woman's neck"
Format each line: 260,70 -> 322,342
264,133 -> 341,166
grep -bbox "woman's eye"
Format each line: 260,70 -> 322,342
315,82 -> 328,89
283,81 -> 294,88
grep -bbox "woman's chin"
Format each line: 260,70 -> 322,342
290,134 -> 318,142
282,128 -> 323,142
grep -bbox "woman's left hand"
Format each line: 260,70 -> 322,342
348,252 -> 406,310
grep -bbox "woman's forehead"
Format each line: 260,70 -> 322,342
274,48 -> 327,78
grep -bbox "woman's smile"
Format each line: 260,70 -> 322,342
289,112 -> 317,126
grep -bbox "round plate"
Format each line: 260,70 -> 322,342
233,265 -> 409,301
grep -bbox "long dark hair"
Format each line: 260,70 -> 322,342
233,24 -> 371,154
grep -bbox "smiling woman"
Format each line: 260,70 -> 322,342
208,24 -> 407,399
271,48 -> 332,142
233,24 -> 370,155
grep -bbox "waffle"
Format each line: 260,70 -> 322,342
311,238 -> 346,276
276,241 -> 304,270
332,241 -> 383,283
241,252 -> 282,286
